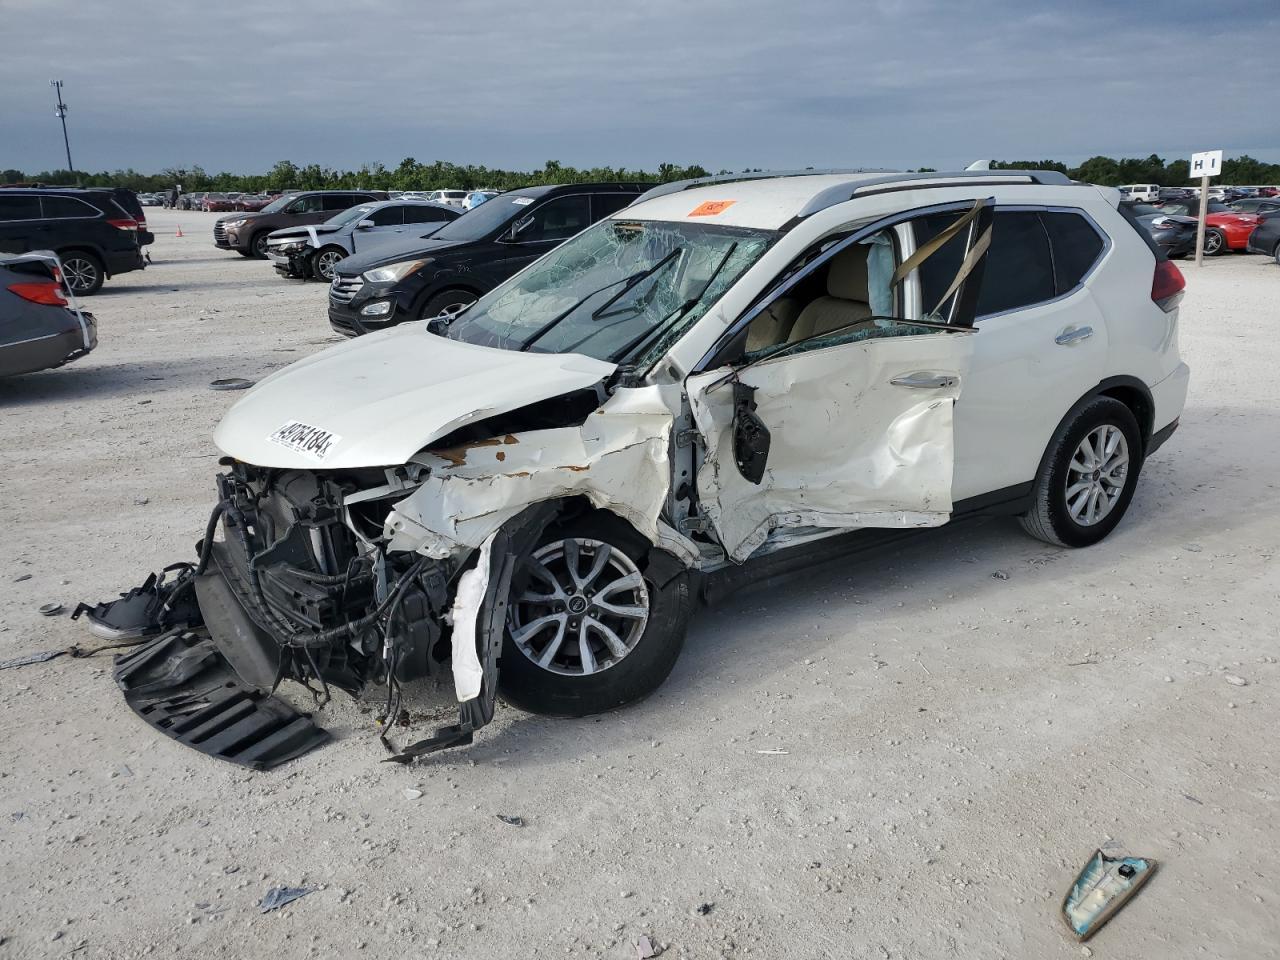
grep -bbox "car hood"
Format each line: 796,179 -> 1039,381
335,235 -> 474,276
218,212 -> 264,225
213,323 -> 616,469
267,224 -> 342,241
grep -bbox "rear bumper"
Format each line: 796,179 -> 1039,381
0,312 -> 97,377
1149,361 -> 1190,452
105,248 -> 145,277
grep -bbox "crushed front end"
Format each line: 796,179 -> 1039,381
80,459 -> 526,770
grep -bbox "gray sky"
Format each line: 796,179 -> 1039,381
2,0 -> 1277,175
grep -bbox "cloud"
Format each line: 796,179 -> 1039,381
1,0 -> 1276,174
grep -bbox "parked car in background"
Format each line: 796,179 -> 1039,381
1228,197 -> 1280,215
1155,198 -> 1259,255
139,193 -> 163,207
213,189 -> 388,258
0,188 -> 146,293
236,194 -> 271,211
1246,210 -> 1280,264
0,251 -> 97,375
1121,201 -> 1196,259
328,182 -> 644,335
1118,184 -> 1160,202
266,199 -> 461,281
425,189 -> 469,208
1158,187 -> 1196,200
464,190 -> 500,210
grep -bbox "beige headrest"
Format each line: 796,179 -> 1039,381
826,246 -> 869,302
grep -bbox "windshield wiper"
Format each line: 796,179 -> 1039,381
589,247 -> 683,321
517,272 -> 645,353
613,242 -> 739,365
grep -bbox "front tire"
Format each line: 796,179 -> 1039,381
1203,228 -> 1226,256
420,289 -> 476,321
60,251 -> 104,295
310,246 -> 345,282
499,514 -> 692,717
1019,397 -> 1143,548
249,232 -> 270,259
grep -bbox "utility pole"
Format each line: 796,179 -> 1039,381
50,79 -> 75,182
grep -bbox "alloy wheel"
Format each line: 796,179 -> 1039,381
62,257 -> 98,292
1065,425 -> 1129,526
315,250 -> 343,281
1204,230 -> 1223,255
509,537 -> 650,676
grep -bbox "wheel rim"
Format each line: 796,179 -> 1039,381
1205,231 -> 1222,254
62,257 -> 97,291
1065,425 -> 1129,527
509,537 -> 650,677
254,235 -> 269,257
316,250 -> 343,280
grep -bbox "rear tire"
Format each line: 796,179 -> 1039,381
1019,397 -> 1143,548
499,513 -> 692,718
59,251 -> 104,295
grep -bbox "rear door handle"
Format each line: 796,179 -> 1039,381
1055,325 -> 1093,345
890,373 -> 959,389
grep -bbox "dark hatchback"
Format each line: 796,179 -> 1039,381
1246,210 -> 1280,264
0,189 -> 146,294
327,183 -> 643,336
0,251 -> 97,376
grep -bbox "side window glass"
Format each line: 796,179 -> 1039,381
403,205 -> 446,224
369,206 -> 403,226
1041,212 -> 1104,294
512,195 -> 591,242
0,196 -> 43,221
40,196 -> 97,219
740,229 -> 915,359
322,194 -> 353,211
913,211 -> 1054,318
289,195 -> 324,214
592,193 -> 636,221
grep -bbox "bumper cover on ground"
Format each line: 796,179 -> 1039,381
114,630 -> 331,770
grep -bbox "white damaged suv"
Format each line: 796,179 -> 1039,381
89,169 -> 1190,767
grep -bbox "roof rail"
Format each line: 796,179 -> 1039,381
796,169 -> 1075,218
633,168 -> 898,205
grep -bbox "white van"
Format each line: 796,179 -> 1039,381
1119,184 -> 1160,202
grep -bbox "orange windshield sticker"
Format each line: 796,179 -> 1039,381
688,200 -> 736,217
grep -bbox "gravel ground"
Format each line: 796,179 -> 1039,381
1,208 -> 1277,959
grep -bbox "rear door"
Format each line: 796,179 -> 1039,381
685,200 -> 992,562
911,208 -> 1110,500
0,194 -> 44,253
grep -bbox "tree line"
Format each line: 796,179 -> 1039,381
3,154 -> 1278,193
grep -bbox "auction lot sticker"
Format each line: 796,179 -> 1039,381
689,200 -> 736,217
268,420 -> 342,461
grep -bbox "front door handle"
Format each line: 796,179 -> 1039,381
890,373 -> 959,389
1055,325 -> 1094,345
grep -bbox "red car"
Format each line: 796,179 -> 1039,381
236,194 -> 274,212
1157,199 -> 1259,255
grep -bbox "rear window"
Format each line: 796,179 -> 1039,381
41,195 -> 100,219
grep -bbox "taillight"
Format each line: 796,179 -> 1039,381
107,217 -> 138,231
8,281 -> 68,306
1152,260 -> 1185,313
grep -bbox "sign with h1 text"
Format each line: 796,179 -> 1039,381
1190,150 -> 1222,178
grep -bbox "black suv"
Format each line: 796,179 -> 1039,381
327,183 -> 644,336
214,190 -> 388,258
0,189 -> 146,294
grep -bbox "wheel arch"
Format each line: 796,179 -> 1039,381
55,245 -> 109,277
413,282 -> 485,318
1032,377 -> 1155,484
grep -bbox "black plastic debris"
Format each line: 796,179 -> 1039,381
695,902 -> 714,916
114,631 -> 331,771
73,567 -> 201,642
13,574 -> 32,583
39,603 -> 64,617
0,650 -> 64,671
259,886 -> 313,913
1062,849 -> 1157,941
496,814 -> 525,827
209,378 -> 255,391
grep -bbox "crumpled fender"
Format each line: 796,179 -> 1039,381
384,384 -> 685,560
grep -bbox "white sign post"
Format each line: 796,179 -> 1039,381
1191,149 -> 1223,267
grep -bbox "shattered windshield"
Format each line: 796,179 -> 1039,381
443,219 -> 776,364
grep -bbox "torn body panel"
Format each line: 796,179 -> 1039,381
686,332 -> 972,562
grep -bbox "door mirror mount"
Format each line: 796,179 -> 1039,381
356,220 -> 375,230
731,380 -> 771,484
